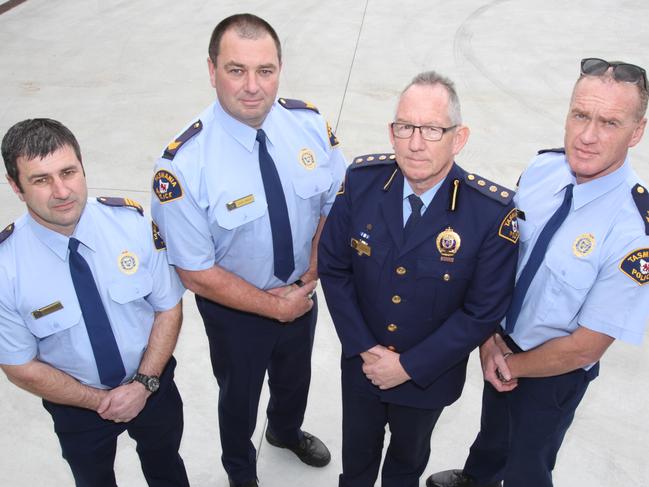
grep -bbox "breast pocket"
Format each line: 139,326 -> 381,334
108,273 -> 154,331
292,167 -> 332,223
24,302 -> 82,358
352,239 -> 391,305
416,259 -> 474,320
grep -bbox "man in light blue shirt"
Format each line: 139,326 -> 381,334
151,13 -> 346,487
0,118 -> 189,487
427,58 -> 649,487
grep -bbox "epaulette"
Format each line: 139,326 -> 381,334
464,173 -> 513,205
162,120 -> 203,160
349,153 -> 396,170
537,147 -> 565,155
97,197 -> 144,216
0,223 -> 15,245
632,184 -> 649,235
278,98 -> 320,114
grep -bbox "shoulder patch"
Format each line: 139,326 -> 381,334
97,197 -> 144,216
632,184 -> 649,235
153,170 -> 183,204
0,223 -> 15,245
464,173 -> 513,205
152,220 -> 166,251
537,147 -> 565,155
278,97 -> 320,113
619,248 -> 649,285
350,153 -> 396,170
326,121 -> 340,148
163,120 -> 202,160
498,208 -> 520,244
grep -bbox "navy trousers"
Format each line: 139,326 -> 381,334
339,377 -> 443,487
463,363 -> 598,487
196,293 -> 317,483
43,357 -> 189,487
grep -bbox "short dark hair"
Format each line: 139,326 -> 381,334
208,13 -> 282,65
2,118 -> 82,192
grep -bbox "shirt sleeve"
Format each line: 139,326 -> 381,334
0,265 -> 38,365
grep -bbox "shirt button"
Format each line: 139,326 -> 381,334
391,295 -> 402,304
387,323 -> 398,332
387,345 -> 397,352
443,273 -> 451,282
395,266 -> 407,275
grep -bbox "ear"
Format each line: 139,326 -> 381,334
6,174 -> 25,201
207,57 -> 217,89
388,122 -> 395,148
451,125 -> 470,156
629,117 -> 647,148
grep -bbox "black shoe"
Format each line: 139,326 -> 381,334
265,428 -> 331,467
426,469 -> 501,487
228,478 -> 258,487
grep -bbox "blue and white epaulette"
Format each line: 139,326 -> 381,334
632,183 -> 649,235
0,223 -> 15,245
278,97 -> 320,114
97,197 -> 144,216
162,120 -> 203,160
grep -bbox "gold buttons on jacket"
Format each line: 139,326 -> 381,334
391,295 -> 402,304
387,323 -> 398,332
443,273 -> 451,282
395,266 -> 406,275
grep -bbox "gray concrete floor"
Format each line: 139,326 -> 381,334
1,0 -> 648,485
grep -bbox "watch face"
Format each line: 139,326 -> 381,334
146,376 -> 160,392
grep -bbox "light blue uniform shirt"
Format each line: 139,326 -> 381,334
152,99 -> 347,290
402,178 -> 445,225
509,152 -> 649,352
0,199 -> 185,388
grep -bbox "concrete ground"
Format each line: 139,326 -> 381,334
1,0 -> 648,485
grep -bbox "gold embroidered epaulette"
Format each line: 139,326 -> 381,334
632,184 -> 649,235
537,147 -> 565,155
464,173 -> 513,205
350,153 -> 396,169
278,98 -> 320,113
97,197 -> 144,216
162,120 -> 203,160
0,223 -> 15,245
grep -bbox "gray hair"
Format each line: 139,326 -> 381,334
399,71 -> 462,125
574,70 -> 648,121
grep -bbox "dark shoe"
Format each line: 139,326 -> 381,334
228,478 -> 258,487
426,469 -> 501,487
265,428 -> 331,467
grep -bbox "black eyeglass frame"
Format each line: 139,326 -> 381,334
390,122 -> 458,142
580,57 -> 647,91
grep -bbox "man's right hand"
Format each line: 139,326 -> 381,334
480,334 -> 517,392
270,280 -> 317,322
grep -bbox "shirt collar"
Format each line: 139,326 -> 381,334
572,158 -> 631,210
403,177 -> 446,210
213,99 -> 280,153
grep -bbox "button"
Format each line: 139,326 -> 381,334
387,345 -> 396,352
501,191 -> 510,198
443,273 -> 451,282
478,180 -> 486,186
395,266 -> 406,275
489,185 -> 498,192
387,323 -> 398,332
467,174 -> 475,180
391,295 -> 402,304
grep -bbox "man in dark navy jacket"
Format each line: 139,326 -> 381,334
318,71 -> 519,487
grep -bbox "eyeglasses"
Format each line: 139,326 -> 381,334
580,58 -> 647,91
391,122 -> 457,142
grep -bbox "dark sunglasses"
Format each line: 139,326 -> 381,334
580,58 -> 647,91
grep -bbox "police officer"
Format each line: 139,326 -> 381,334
151,13 -> 346,487
0,119 -> 189,487
426,58 -> 649,487
318,71 -> 518,487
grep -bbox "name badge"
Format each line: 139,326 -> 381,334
31,301 -> 64,319
226,194 -> 255,211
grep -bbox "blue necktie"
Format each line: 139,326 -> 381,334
68,238 -> 126,387
505,184 -> 574,334
256,129 -> 295,282
404,194 -> 424,240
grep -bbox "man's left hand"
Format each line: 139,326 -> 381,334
362,347 -> 411,390
97,381 -> 151,422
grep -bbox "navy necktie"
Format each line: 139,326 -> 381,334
404,194 -> 424,240
68,238 -> 126,387
505,184 -> 574,334
256,129 -> 295,282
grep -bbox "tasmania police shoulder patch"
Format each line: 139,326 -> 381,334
498,208 -> 519,244
620,248 -> 649,285
278,97 -> 320,114
152,220 -> 166,250
97,197 -> 144,216
0,223 -> 15,245
153,170 -> 183,203
631,183 -> 649,235
163,120 -> 202,160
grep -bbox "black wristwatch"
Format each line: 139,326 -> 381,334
132,373 -> 160,393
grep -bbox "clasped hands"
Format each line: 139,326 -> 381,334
480,333 -> 518,392
361,345 -> 411,390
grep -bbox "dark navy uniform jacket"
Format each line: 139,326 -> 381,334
318,156 -> 518,409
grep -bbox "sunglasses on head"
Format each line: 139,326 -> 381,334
580,58 -> 647,91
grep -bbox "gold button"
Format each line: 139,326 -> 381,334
478,180 -> 486,186
379,155 -> 387,160
396,266 -> 407,275
489,185 -> 498,192
367,156 -> 375,161
467,174 -> 475,180
501,191 -> 510,198
387,323 -> 398,332
443,273 -> 451,282
387,345 -> 396,352
391,295 -> 402,304
638,186 -> 646,194
355,158 -> 363,164
389,154 -> 396,159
